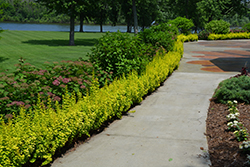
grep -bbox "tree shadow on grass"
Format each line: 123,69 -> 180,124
22,38 -> 98,46
0,57 -> 9,63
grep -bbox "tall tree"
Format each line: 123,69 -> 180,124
36,0 -> 88,45
79,8 -> 90,32
132,0 -> 138,34
137,0 -> 160,30
92,0 -> 110,32
0,1 -> 7,40
197,0 -> 249,22
165,0 -> 250,31
120,0 -> 133,32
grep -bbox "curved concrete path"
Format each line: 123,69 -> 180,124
51,40 -> 249,167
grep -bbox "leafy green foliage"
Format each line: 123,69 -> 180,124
88,31 -> 154,79
205,20 -> 230,34
224,14 -> 250,27
138,23 -> 178,51
0,0 -> 70,23
243,23 -> 250,32
168,17 -> 194,35
213,76 -> 250,104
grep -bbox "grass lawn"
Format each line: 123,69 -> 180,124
0,30 -> 104,73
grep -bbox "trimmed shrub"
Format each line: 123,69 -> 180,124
178,34 -> 198,42
168,16 -> 194,35
138,23 -> 178,51
207,32 -> 250,40
205,20 -> 230,34
213,76 -> 250,104
88,31 -> 155,80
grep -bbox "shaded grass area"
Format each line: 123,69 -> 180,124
0,30 -> 104,73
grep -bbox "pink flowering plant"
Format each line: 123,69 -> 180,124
0,58 -> 112,118
230,28 -> 248,33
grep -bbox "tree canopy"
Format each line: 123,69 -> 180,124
164,0 -> 250,31
36,0 -> 90,45
0,1 -> 7,40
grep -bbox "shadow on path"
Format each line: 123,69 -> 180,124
22,38 -> 98,46
210,57 -> 250,72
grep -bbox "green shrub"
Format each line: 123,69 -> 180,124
168,16 -> 194,35
198,30 -> 212,40
243,23 -> 250,32
88,31 -> 155,79
213,76 -> 250,104
205,20 -> 230,34
138,23 -> 178,51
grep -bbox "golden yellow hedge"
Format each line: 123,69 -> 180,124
208,32 -> 250,40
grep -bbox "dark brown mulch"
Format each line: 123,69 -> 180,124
206,101 -> 250,167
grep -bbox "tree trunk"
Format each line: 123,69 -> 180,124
132,0 -> 138,34
79,13 -> 84,32
69,15 -> 75,46
100,22 -> 103,32
127,18 -> 132,33
186,0 -> 189,19
127,22 -> 130,32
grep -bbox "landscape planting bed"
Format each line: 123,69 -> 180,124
207,100 -> 250,166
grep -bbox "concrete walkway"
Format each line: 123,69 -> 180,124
51,40 -> 248,167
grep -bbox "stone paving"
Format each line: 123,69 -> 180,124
186,40 -> 250,73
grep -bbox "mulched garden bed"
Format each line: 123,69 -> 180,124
207,101 -> 250,167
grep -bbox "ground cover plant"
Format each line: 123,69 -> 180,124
212,75 -> 250,104
0,30 -> 104,73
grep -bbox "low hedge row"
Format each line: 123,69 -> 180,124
178,34 -> 198,42
0,36 -> 184,166
208,32 -> 250,40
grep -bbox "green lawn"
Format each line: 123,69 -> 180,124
0,30 -> 104,73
